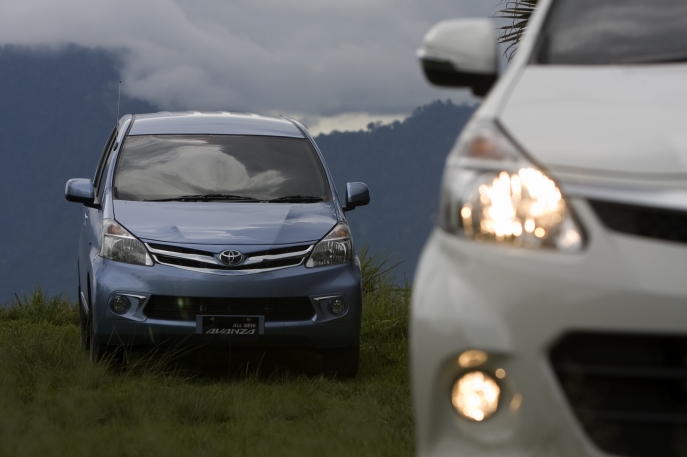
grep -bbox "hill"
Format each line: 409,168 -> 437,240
0,45 -> 156,302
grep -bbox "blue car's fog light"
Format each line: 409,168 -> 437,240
110,295 -> 132,314
330,298 -> 345,315
313,296 -> 349,318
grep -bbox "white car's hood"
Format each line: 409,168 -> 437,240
500,65 -> 687,176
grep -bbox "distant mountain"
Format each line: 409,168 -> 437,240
0,44 -> 475,302
0,45 -> 156,302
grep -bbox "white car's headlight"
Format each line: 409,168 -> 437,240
440,120 -> 584,251
101,219 -> 154,266
306,223 -> 353,267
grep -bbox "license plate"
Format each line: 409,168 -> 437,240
196,315 -> 264,340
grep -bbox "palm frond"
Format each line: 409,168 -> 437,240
495,0 -> 539,60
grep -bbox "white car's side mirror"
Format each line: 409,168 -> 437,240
417,19 -> 498,97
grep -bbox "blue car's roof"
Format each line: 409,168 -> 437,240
126,111 -> 304,138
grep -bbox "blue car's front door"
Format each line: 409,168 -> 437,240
79,127 -> 117,310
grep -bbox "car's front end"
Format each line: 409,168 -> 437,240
412,0 -> 687,455
90,212 -> 363,351
67,112 -> 370,375
412,174 -> 687,456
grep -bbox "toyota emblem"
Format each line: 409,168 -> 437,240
219,250 -> 244,266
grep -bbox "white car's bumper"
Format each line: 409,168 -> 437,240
411,197 -> 687,457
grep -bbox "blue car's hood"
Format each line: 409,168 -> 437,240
112,200 -> 339,245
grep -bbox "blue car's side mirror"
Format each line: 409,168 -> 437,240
65,178 -> 96,207
344,182 -> 370,212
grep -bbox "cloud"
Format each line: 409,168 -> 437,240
0,0 -> 494,120
304,112 -> 405,136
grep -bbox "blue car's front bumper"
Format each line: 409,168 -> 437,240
89,257 -> 362,349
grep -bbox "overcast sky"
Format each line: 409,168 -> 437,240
0,0 -> 497,133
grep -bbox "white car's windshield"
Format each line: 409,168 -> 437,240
537,0 -> 687,65
114,135 -> 331,202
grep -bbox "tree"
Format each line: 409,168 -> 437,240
496,0 -> 538,60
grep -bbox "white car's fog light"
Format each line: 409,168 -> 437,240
110,295 -> 131,314
440,121 -> 584,252
452,371 -> 501,421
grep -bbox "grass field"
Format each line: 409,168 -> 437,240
0,255 -> 413,457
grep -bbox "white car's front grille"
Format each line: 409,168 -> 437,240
589,200 -> 687,245
550,332 -> 687,457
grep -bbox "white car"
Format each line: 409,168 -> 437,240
411,1 -> 687,456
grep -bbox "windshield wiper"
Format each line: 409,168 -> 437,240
145,194 -> 260,202
266,195 -> 324,203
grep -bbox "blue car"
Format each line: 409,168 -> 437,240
65,111 -> 370,376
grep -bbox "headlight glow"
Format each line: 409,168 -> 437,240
458,350 -> 488,368
452,371 -> 501,422
441,121 -> 583,251
101,219 -> 153,266
306,223 -> 353,268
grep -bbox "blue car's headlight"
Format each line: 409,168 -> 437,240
100,219 -> 153,266
306,223 -> 353,268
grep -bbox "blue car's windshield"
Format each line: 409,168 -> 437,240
114,135 -> 331,202
537,0 -> 687,65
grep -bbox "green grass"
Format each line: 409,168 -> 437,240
0,258 -> 413,457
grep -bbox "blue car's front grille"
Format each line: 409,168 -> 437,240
155,253 -> 302,271
144,295 -> 315,322
145,242 -> 314,275
147,243 -> 212,256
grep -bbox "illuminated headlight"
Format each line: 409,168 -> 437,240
101,219 -> 153,266
306,223 -> 353,268
440,121 -> 583,251
452,371 -> 501,421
